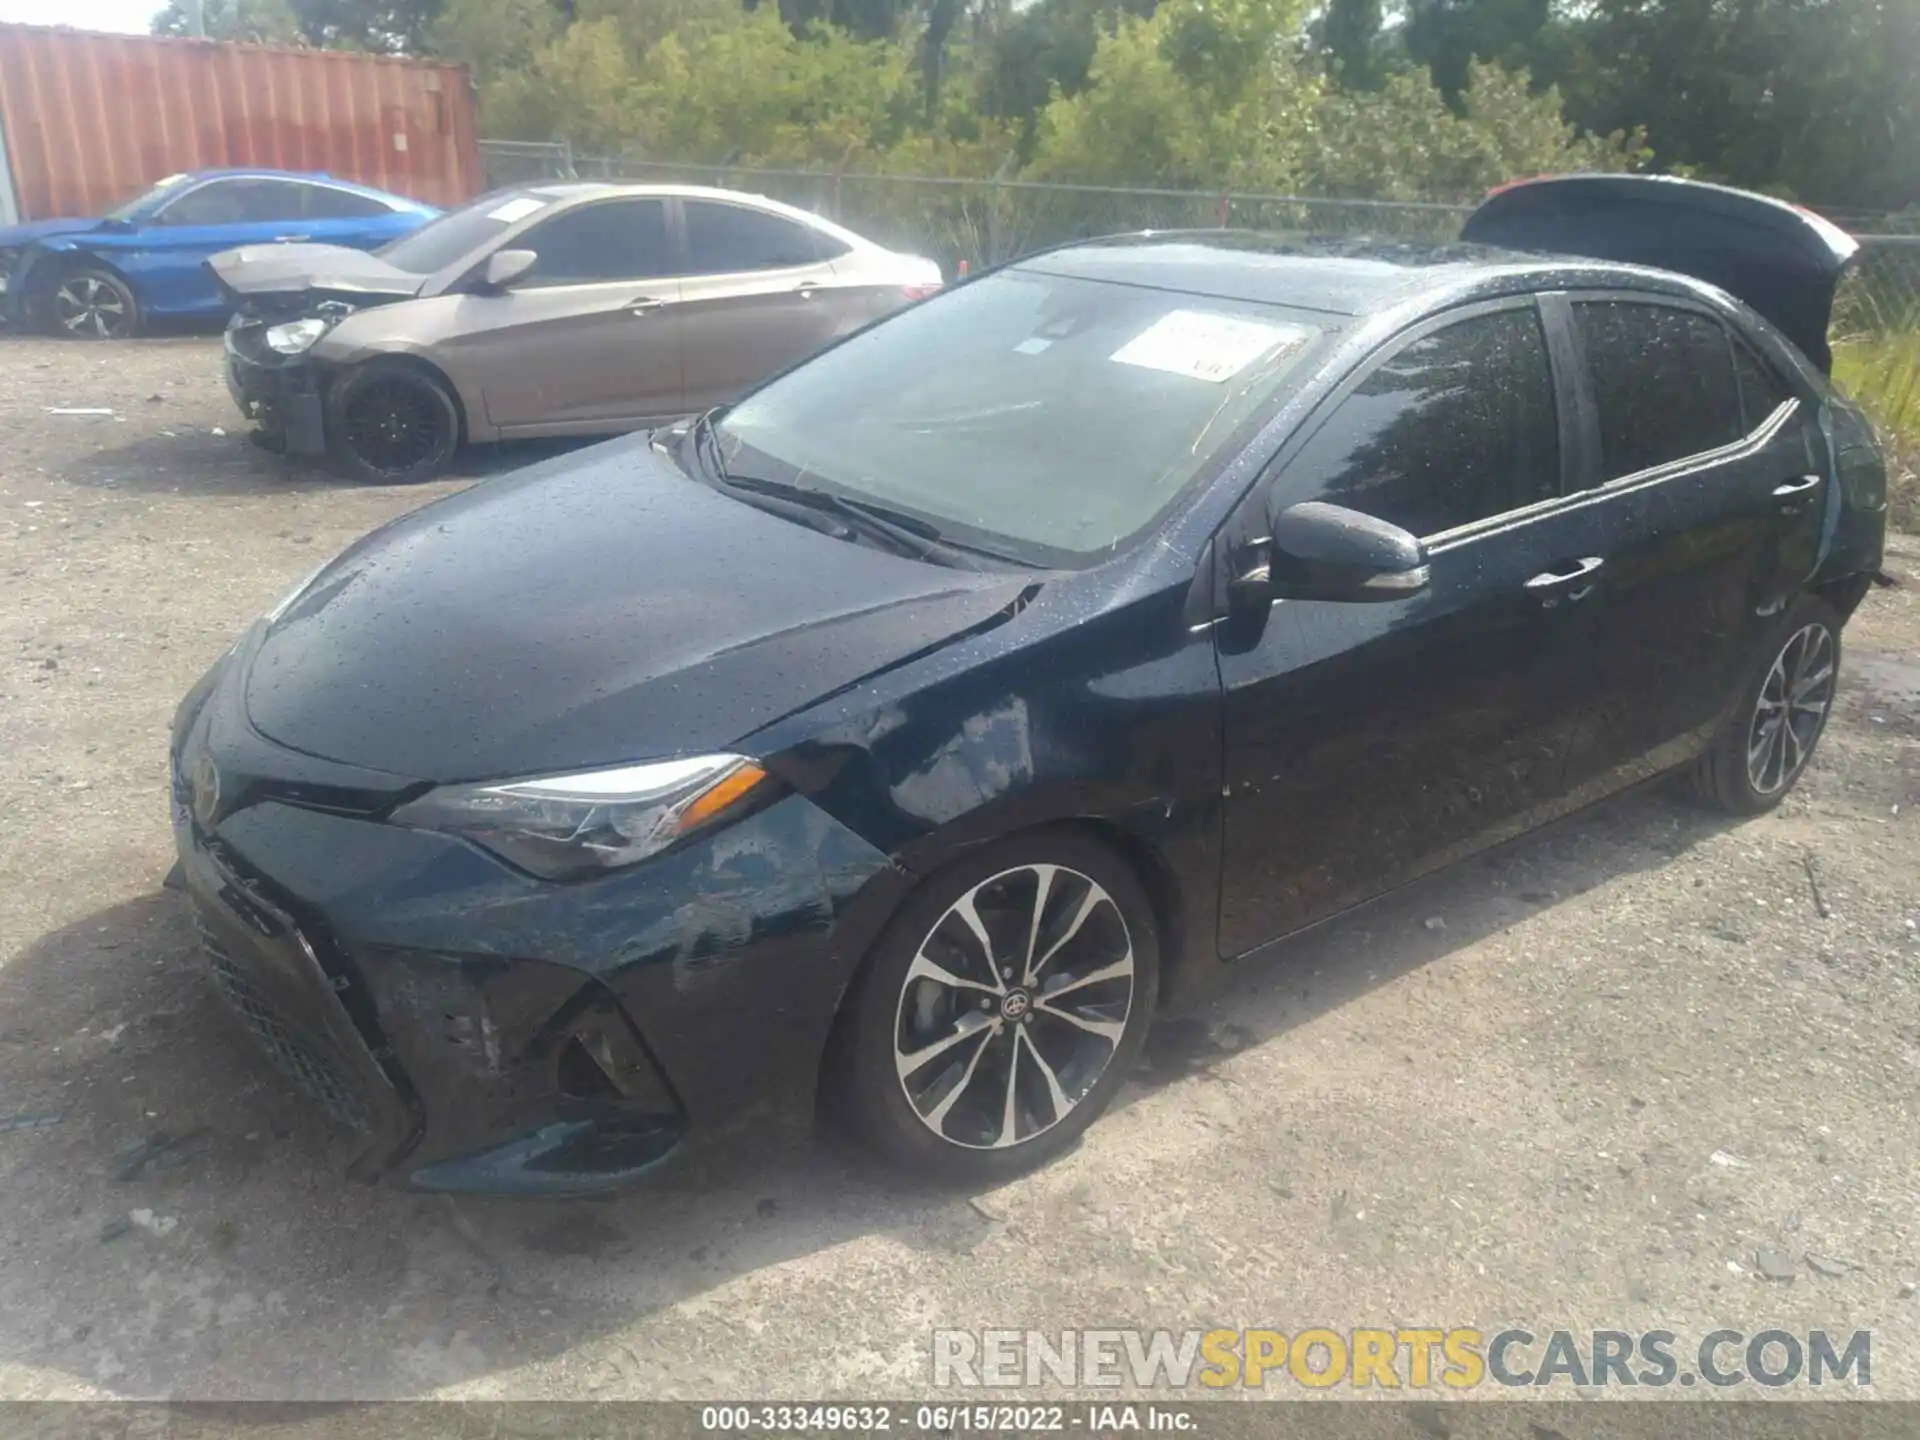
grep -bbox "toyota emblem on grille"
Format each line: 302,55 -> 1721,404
190,754 -> 222,828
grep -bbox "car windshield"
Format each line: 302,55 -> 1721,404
715,268 -> 1328,567
105,173 -> 190,222
377,189 -> 557,274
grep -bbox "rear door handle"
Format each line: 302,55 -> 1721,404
1773,474 -> 1822,512
624,297 -> 669,316
271,234 -> 309,243
794,283 -> 818,300
1525,556 -> 1605,606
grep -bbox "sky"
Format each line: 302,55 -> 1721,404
0,0 -> 160,33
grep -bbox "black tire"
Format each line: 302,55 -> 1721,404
38,264 -> 141,340
326,360 -> 460,484
835,829 -> 1158,1184
1690,596 -> 1844,814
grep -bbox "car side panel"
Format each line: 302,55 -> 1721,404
676,259 -> 854,416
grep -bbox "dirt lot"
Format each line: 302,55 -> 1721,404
0,333 -> 1916,1403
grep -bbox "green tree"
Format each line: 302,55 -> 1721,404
1401,0 -> 1555,104
152,0 -> 304,43
1316,0 -> 1388,88
156,0 -> 444,49
429,0 -> 566,84
1548,0 -> 1919,210
288,0 -> 444,50
1029,0 -> 1324,190
1304,60 -> 1645,201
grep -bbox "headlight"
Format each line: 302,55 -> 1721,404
389,755 -> 771,881
264,317 -> 330,355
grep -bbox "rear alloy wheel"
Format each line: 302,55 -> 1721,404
328,361 -> 460,484
1691,597 -> 1842,814
839,833 -> 1157,1181
48,267 -> 140,339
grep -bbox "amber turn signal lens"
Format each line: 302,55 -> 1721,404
676,761 -> 768,832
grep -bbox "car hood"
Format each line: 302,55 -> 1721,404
208,242 -> 425,302
243,438 -> 1033,782
1461,174 -> 1859,372
0,217 -> 102,248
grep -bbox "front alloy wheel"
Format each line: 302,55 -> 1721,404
51,268 -> 139,339
840,833 -> 1157,1180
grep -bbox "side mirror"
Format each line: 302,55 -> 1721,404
480,248 -> 537,291
1253,499 -> 1430,604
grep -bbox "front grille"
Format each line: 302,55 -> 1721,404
196,915 -> 371,1132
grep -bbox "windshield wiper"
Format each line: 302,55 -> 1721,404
682,411 -> 999,570
722,472 -> 990,571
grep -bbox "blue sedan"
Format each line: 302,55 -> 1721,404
0,168 -> 438,339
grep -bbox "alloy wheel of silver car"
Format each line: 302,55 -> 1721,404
53,270 -> 138,339
892,862 -> 1136,1151
1745,620 -> 1838,796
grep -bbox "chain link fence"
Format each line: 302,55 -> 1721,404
481,139 -> 1917,520
479,140 -> 1919,315
483,142 -> 1475,269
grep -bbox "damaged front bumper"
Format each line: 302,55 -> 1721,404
223,317 -> 327,456
167,643 -> 899,1196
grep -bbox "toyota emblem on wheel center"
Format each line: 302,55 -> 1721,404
190,754 -> 222,828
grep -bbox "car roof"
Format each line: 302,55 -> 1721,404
517,181 -> 880,247
183,167 -> 418,200
1012,230 -> 1717,318
523,181 -> 822,204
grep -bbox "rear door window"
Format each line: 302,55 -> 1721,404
1731,338 -> 1797,431
518,199 -> 672,285
303,185 -> 394,220
1573,301 -> 1744,479
1275,304 -> 1560,538
682,201 -> 825,274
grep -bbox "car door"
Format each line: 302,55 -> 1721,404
1214,299 -> 1603,955
673,198 -> 857,414
448,197 -> 684,432
296,182 -> 416,252
129,177 -> 314,318
1552,296 -> 1829,792
1732,331 -> 1831,593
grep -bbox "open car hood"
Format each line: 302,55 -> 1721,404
207,243 -> 425,303
1461,174 -> 1859,373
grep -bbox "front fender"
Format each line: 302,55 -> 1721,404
749,581 -> 1228,999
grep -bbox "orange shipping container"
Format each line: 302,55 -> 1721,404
0,22 -> 482,225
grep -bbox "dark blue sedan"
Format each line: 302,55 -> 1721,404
0,168 -> 437,339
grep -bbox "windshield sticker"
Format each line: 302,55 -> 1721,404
1110,311 -> 1312,383
487,197 -> 546,224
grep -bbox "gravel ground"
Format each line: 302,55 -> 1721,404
0,334 -> 1916,1404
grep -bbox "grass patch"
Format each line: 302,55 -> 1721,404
1832,287 -> 1920,534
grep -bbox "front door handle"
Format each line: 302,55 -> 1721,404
1525,555 -> 1605,607
271,234 -> 309,243
625,297 -> 669,316
794,284 -> 818,300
